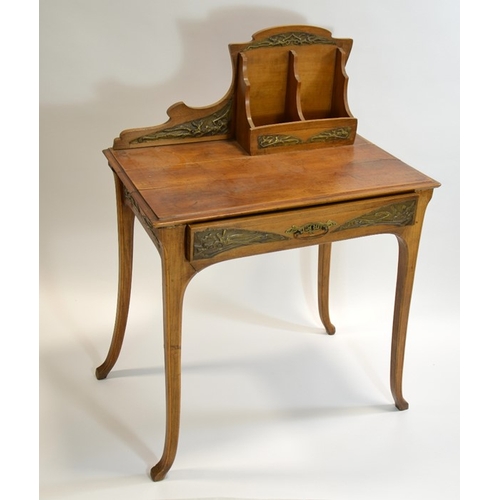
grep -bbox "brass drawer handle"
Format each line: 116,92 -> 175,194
285,220 -> 337,239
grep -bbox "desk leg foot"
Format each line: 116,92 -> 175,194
318,243 -> 336,335
96,175 -> 135,380
150,460 -> 173,482
95,365 -> 110,381
395,399 -> 409,411
150,340 -> 182,482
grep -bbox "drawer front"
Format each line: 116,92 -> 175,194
187,194 -> 418,262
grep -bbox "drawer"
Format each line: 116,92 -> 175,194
187,193 -> 418,262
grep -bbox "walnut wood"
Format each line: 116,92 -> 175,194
150,226 -> 197,482
95,173 -> 135,380
96,25 -> 441,481
105,136 -> 437,227
318,243 -> 336,335
285,51 -> 305,122
186,192 -> 421,267
112,25 -> 355,152
232,29 -> 356,154
389,189 -> 433,410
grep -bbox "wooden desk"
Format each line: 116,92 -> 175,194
95,26 -> 440,481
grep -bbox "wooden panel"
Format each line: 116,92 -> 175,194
105,136 -> 440,227
243,49 -> 290,126
248,116 -> 357,154
296,45 -> 337,120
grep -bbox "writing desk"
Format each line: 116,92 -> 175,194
95,26 -> 440,481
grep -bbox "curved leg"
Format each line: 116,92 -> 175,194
96,175 -> 135,380
391,227 -> 424,411
151,226 -> 196,481
390,234 -> 413,410
318,243 -> 336,335
388,190 -> 434,410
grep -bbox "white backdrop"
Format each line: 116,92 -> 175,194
40,1 -> 459,499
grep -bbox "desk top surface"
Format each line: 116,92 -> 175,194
105,135 -> 440,226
